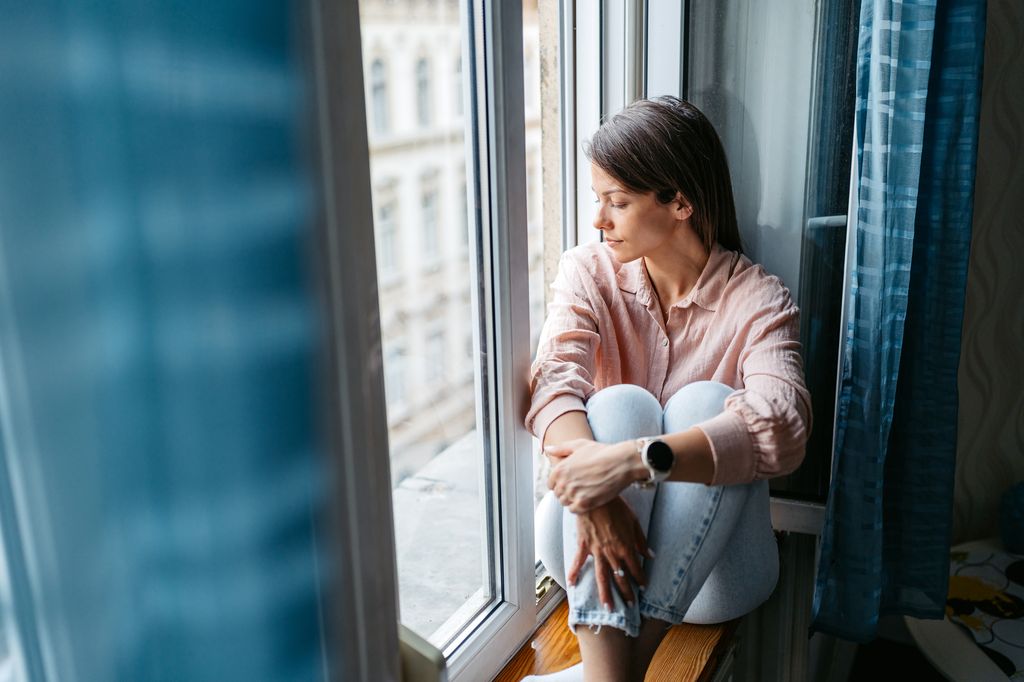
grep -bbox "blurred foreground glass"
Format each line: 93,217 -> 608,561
0,3 -> 330,680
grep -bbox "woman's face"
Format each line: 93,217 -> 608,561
590,162 -> 691,263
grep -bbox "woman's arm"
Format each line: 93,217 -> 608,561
546,430 -> 713,512
541,408 -> 715,488
525,252 -> 602,444
548,295 -> 811,508
543,411 -> 651,610
541,410 -> 592,451
694,298 -> 811,485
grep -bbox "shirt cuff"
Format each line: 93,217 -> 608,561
695,410 -> 756,486
532,394 -> 588,446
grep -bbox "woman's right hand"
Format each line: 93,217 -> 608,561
567,496 -> 651,610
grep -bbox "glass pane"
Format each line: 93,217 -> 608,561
687,0 -> 859,501
522,2 -> 547,511
359,0 -> 490,646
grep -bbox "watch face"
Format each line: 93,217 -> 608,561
645,440 -> 674,473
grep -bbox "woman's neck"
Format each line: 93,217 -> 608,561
642,232 -> 710,311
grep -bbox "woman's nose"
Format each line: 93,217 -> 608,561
592,204 -> 611,231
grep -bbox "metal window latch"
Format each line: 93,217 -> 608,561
535,575 -> 556,600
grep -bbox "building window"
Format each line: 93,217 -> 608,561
425,329 -> 446,385
421,190 -> 439,261
459,181 -> 469,250
377,200 -> 399,276
416,58 -> 431,127
384,343 -> 407,410
455,56 -> 463,117
371,58 -> 389,134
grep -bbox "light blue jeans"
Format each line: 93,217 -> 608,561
535,382 -> 779,638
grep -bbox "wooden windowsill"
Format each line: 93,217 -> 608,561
494,598 -> 740,681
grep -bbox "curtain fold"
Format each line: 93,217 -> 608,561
811,0 -> 987,642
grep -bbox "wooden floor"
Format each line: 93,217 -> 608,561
494,599 -> 738,682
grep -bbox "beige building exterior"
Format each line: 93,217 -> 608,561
359,0 -> 543,484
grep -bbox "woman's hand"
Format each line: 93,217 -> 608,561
546,438 -> 644,513
568,497 -> 652,610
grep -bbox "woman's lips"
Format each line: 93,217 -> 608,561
606,238 -> 623,247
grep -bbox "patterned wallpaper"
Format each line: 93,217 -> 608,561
952,0 -> 1024,545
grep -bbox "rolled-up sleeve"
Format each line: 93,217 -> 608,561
525,253 -> 601,444
696,298 -> 812,486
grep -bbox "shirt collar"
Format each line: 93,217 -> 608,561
615,242 -> 733,313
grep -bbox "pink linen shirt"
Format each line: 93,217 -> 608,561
525,241 -> 812,486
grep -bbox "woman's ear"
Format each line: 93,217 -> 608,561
674,193 -> 694,221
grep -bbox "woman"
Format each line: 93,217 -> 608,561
524,96 -> 811,682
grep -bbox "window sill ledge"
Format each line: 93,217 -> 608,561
494,597 -> 740,682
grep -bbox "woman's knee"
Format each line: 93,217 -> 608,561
585,384 -> 662,443
535,491 -> 567,588
663,381 -> 734,433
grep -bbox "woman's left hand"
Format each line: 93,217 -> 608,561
545,438 -> 641,513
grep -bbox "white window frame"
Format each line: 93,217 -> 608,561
308,2 -> 402,679
315,0 -> 537,680
439,0 -> 536,678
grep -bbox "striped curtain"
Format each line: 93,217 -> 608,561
811,0 -> 987,642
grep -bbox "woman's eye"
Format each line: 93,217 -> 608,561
611,203 -> 626,209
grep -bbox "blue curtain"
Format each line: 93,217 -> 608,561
0,1 -> 330,680
811,0 -> 987,638
811,0 -> 987,642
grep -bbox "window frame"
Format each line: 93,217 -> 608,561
308,1 -> 402,679
325,0 -> 539,679
437,0 -> 537,678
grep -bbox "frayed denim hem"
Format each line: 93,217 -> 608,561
638,600 -> 686,626
568,608 -> 640,639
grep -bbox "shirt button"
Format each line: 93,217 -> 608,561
662,338 -> 669,347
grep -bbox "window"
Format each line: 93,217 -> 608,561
421,187 -> 439,262
416,57 -> 432,128
377,199 -> 399,277
682,0 -> 859,502
561,0 -> 858,507
455,56 -> 464,117
371,58 -> 389,134
425,329 -> 446,384
358,1 -> 536,679
459,179 -> 469,250
385,342 -> 408,414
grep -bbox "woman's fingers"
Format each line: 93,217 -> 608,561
633,518 -> 654,559
605,553 -> 634,606
542,440 -> 577,459
566,540 -> 589,587
593,555 -> 613,610
622,551 -> 646,589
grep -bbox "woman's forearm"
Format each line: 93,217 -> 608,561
541,410 -> 594,450
662,427 -> 715,485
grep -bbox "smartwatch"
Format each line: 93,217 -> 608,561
634,437 -> 674,488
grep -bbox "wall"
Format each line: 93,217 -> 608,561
953,0 -> 1024,545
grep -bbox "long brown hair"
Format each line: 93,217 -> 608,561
584,96 -> 743,254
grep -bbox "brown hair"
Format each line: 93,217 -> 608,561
584,96 -> 743,254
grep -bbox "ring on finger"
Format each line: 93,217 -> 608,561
613,568 -> 625,578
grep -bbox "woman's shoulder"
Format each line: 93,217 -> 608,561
558,242 -> 622,286
720,250 -> 798,317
